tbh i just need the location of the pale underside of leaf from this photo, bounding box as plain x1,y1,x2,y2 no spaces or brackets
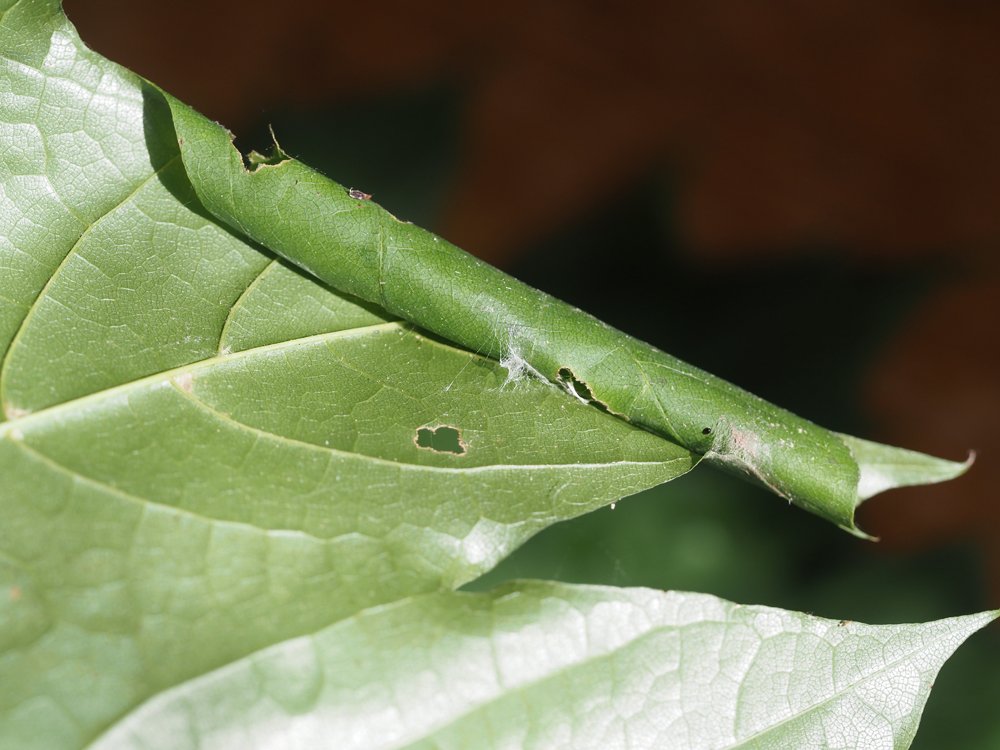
90,582,999,750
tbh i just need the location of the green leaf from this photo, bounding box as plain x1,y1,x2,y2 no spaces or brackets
161,96,969,535
89,582,997,750
0,3,690,745
0,2,990,749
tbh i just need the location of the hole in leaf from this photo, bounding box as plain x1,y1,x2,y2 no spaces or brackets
235,125,288,171
557,367,594,401
245,147,286,170
556,367,612,413
415,425,466,455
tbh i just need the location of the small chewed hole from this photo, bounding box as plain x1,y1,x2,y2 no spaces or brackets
702,427,713,435
237,125,288,171
556,366,613,413
557,367,594,401
415,425,466,455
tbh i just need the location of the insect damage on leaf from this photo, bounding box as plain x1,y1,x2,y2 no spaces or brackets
704,418,786,500
460,313,548,391
556,367,614,415
414,424,467,455
2,404,30,420
557,366,594,404
171,372,194,394
240,125,288,172
498,346,545,388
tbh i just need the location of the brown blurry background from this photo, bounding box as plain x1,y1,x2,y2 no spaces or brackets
65,2,999,746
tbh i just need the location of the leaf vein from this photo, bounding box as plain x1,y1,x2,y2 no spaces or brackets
11,438,332,542
169,382,678,476
0,155,181,415
215,257,279,354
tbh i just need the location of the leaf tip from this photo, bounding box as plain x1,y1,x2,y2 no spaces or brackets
841,523,879,542
839,434,973,504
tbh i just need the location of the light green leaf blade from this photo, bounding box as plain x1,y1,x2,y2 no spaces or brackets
0,3,691,745
90,582,999,750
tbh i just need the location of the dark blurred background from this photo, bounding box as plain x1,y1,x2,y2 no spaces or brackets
65,2,999,746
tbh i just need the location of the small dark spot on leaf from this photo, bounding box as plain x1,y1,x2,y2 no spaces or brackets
415,425,466,455
349,187,372,200
702,427,713,435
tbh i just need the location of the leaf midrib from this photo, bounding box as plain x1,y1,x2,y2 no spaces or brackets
0,321,681,476
0,320,403,437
